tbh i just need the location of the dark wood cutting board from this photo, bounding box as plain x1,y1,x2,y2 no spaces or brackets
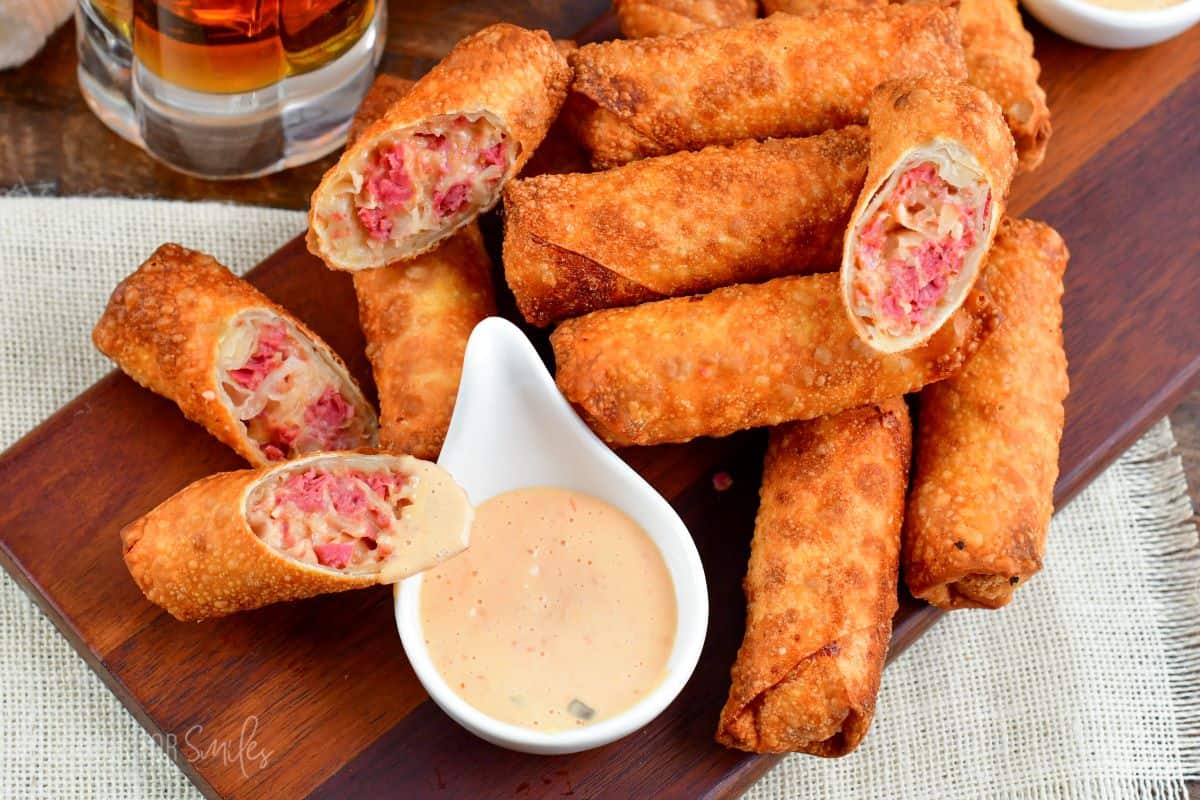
1,12,1198,800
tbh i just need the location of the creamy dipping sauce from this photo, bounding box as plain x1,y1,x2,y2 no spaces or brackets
420,487,677,731
1082,0,1181,9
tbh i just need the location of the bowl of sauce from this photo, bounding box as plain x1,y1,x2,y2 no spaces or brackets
1021,0,1199,48
394,318,708,754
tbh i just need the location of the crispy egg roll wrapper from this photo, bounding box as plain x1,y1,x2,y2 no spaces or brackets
717,400,911,755
347,75,497,460
565,5,966,168
959,0,1051,171
613,0,758,38
903,218,1068,609
122,453,472,622
551,272,997,446
504,127,869,327
92,244,377,466
763,0,886,13
520,43,594,179
308,24,571,271
353,225,495,459
841,76,1016,354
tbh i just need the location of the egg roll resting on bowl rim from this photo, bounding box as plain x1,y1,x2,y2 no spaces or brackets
307,23,571,272
122,452,473,622
717,400,911,755
613,0,758,39
564,4,967,168
903,218,1069,609
551,271,998,447
92,244,378,467
503,127,870,327
841,75,1016,354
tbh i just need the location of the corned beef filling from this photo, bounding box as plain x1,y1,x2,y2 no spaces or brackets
247,465,415,571
218,315,372,461
353,114,509,246
852,162,991,338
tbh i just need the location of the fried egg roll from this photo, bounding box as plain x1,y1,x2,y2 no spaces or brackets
762,0,886,13
93,245,378,466
903,218,1068,609
565,5,965,168
959,0,1051,172
841,76,1015,353
122,453,473,621
504,127,869,327
353,226,495,460
551,272,997,446
345,74,496,460
613,0,758,38
308,23,570,271
717,400,911,755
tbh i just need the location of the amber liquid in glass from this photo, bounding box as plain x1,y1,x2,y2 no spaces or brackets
129,0,376,94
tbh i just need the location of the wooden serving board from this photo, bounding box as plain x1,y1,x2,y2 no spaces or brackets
1,12,1198,800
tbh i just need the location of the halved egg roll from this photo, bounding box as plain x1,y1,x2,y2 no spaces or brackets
504,127,869,327
841,76,1016,354
717,400,911,755
613,0,758,39
353,225,495,460
903,218,1068,609
122,453,472,621
551,272,997,446
93,244,378,466
565,5,965,168
307,23,571,271
346,74,497,461
763,0,886,14
959,0,1051,172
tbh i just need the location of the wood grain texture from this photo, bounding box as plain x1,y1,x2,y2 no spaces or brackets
0,3,1198,799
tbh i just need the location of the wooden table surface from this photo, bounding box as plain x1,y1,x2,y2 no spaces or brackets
1,1,1198,797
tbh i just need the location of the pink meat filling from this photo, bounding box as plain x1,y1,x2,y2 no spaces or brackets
247,466,414,570
229,321,289,390
853,163,990,335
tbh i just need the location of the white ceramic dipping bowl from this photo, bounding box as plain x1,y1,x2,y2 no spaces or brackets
1022,0,1200,48
394,318,709,755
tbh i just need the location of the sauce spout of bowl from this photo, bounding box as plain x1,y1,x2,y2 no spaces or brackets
394,317,709,755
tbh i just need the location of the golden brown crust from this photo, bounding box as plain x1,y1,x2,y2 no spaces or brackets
504,128,869,326
903,218,1069,609
121,467,377,622
353,224,495,460
763,0,886,13
613,0,758,39
566,5,966,167
347,75,416,145
958,0,1051,171
716,401,911,755
92,244,374,466
551,271,998,446
308,24,572,270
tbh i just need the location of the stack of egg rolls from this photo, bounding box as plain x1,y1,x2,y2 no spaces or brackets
346,75,497,460
552,272,998,446
613,0,757,38
504,127,869,326
904,218,1069,608
566,4,966,167
717,400,911,755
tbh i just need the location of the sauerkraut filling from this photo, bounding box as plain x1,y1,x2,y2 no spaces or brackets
351,114,510,248
218,312,374,461
247,463,416,571
852,162,991,338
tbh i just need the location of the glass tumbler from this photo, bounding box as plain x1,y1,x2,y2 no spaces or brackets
76,0,387,179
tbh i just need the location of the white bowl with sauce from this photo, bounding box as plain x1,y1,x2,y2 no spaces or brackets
1022,0,1200,48
394,317,709,754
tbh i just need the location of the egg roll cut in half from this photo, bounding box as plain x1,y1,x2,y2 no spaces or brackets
307,24,571,272
904,218,1069,610
841,76,1016,354
504,127,869,327
763,0,886,14
958,0,1052,172
613,0,758,39
122,452,473,621
718,400,911,755
93,245,377,467
565,4,966,168
551,271,998,447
